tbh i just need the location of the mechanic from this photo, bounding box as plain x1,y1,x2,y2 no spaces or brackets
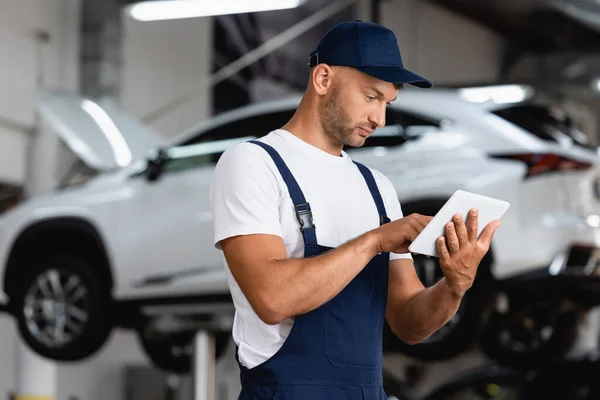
210,20,501,399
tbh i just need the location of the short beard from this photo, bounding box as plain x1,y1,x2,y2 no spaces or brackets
320,87,361,148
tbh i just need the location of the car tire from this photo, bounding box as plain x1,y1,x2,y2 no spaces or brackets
479,295,582,369
12,253,113,361
138,328,230,375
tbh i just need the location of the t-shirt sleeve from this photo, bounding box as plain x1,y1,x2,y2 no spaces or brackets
371,169,413,261
210,143,283,250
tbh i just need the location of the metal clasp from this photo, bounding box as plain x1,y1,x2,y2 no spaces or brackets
295,202,315,231
307,52,319,67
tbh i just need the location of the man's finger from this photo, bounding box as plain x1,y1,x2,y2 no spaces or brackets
453,213,469,246
436,236,449,260
478,220,501,248
467,208,478,242
445,222,460,253
411,219,426,232
406,224,424,243
414,215,432,230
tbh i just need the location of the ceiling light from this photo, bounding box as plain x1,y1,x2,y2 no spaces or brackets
128,0,305,21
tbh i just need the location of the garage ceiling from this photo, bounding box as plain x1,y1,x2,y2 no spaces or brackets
427,0,600,53
116,0,600,96
116,0,600,54
425,0,600,101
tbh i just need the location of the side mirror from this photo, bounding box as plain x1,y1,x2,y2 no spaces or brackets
146,149,167,182
563,115,573,129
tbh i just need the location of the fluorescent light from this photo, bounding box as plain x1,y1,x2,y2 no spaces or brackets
81,100,133,167
128,0,304,21
593,78,600,92
459,85,532,104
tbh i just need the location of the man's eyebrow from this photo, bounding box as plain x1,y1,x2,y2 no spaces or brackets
367,85,396,102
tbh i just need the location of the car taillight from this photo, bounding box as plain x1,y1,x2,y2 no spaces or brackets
491,153,593,178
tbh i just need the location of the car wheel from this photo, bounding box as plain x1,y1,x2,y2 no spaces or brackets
12,253,113,361
384,252,491,361
138,327,230,375
479,294,582,369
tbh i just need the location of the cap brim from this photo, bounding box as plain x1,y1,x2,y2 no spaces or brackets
355,66,432,88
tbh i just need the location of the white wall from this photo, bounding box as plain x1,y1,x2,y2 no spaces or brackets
0,126,28,185
120,14,213,139
0,0,80,187
382,0,506,85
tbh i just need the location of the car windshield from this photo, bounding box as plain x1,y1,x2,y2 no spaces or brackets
492,104,595,150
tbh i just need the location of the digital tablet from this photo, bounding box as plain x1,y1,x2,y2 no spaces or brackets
407,190,510,258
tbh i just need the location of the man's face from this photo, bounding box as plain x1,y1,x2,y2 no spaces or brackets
320,67,398,148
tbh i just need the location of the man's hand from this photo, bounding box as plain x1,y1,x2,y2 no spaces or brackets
374,213,433,254
437,208,500,297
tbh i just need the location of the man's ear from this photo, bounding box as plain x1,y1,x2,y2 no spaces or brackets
311,64,334,96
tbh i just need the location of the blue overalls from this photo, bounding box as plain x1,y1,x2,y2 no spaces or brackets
236,140,391,400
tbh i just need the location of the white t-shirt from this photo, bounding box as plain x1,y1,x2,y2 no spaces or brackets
210,129,411,369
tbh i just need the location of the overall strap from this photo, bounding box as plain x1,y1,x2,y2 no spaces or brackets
249,140,318,249
353,161,390,226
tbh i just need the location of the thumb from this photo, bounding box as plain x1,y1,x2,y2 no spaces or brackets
478,220,501,248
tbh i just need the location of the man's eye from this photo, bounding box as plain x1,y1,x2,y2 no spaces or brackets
366,95,375,101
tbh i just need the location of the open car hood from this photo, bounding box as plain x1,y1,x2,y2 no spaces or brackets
37,90,166,172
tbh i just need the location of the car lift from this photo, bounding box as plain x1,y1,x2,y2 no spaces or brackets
192,330,216,400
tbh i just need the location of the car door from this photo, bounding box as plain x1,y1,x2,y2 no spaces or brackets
114,107,297,301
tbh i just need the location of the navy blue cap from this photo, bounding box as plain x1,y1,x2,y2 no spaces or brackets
309,20,432,88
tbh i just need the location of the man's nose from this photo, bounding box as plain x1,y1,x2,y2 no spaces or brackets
369,106,386,128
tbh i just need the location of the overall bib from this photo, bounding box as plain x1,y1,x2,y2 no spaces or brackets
237,140,391,400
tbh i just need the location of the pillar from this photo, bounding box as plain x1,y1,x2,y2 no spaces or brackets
13,344,57,400
193,331,216,400
14,0,81,398
80,0,123,101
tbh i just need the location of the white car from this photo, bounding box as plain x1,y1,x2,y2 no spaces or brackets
0,85,599,372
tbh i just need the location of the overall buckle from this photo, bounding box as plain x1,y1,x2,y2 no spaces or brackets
295,202,315,231
307,52,319,67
